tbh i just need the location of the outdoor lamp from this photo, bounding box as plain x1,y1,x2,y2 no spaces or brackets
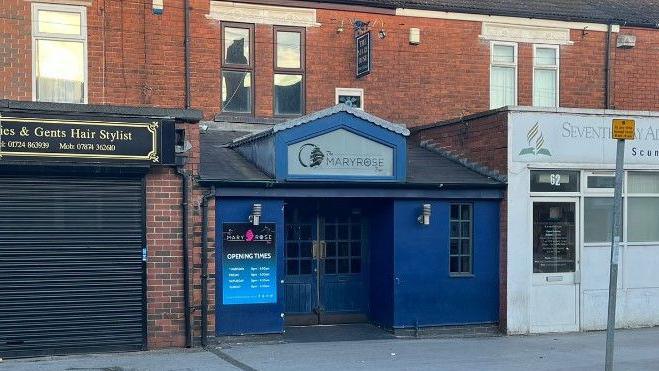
249,203,262,226
417,203,431,225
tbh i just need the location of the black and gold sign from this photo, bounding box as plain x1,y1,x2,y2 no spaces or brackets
0,116,165,163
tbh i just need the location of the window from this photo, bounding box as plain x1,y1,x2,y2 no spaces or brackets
449,203,473,275
627,172,659,242
221,23,254,114
533,45,559,107
584,198,618,243
490,42,517,109
530,170,580,193
32,3,87,104
335,88,364,110
274,26,305,116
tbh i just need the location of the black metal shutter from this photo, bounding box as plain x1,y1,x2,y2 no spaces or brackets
0,175,146,358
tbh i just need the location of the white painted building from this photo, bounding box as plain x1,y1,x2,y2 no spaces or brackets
506,107,659,333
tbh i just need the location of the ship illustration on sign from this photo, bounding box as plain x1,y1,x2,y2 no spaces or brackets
519,122,552,156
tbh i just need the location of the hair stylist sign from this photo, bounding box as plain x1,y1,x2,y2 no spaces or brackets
511,112,659,165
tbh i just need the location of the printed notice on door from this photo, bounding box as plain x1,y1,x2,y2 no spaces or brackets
532,202,576,273
222,223,277,305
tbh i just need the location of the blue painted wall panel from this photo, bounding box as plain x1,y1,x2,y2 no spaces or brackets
215,198,285,335
392,200,499,328
368,200,395,328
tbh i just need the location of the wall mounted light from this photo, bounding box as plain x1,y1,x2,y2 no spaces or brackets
152,0,163,15
249,203,262,226
378,29,387,39
409,28,421,45
337,20,344,34
417,203,431,225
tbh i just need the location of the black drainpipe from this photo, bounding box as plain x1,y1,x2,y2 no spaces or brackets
177,166,193,348
183,0,191,109
200,186,214,346
605,23,613,109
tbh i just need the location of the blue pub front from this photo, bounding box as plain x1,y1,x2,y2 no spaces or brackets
200,105,503,335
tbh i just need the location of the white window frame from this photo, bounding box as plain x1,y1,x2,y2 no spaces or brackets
335,88,364,110
31,2,88,104
489,41,517,109
532,44,560,107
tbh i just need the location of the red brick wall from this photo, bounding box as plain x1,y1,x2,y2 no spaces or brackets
612,27,659,111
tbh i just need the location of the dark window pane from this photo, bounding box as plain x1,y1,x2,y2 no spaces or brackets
584,198,615,243
450,204,460,220
350,224,361,240
300,259,312,275
350,242,361,257
326,242,336,257
325,225,336,240
287,260,299,275
300,225,312,240
338,259,350,274
530,170,580,192
325,259,336,274
533,202,576,273
461,256,471,273
224,27,250,65
338,242,349,257
450,256,460,273
351,258,361,273
286,225,295,240
338,225,349,239
461,205,472,220
450,221,459,237
300,242,313,258
274,74,303,115
587,176,615,189
461,239,471,255
222,71,251,113
461,222,471,237
286,243,298,258
276,31,301,69
450,239,459,254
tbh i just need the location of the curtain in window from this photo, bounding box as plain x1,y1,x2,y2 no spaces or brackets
629,172,659,193
490,66,515,109
36,39,84,103
534,69,557,107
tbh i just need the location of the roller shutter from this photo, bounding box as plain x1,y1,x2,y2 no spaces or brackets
0,175,146,358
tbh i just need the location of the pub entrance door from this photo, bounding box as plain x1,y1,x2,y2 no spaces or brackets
530,198,581,333
283,201,368,325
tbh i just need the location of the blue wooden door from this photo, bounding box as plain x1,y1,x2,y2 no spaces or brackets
284,202,368,325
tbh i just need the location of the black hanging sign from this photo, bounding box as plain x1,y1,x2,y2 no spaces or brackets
0,114,174,164
356,31,371,78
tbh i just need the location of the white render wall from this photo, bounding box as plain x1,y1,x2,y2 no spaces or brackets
505,108,659,334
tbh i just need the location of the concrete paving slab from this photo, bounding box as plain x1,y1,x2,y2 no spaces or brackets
0,348,238,371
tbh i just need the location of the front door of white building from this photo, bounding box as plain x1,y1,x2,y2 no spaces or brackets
530,198,580,333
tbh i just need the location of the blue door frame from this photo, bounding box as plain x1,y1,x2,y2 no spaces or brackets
284,200,369,324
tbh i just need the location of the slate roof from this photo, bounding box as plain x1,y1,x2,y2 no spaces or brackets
200,128,502,186
317,0,659,28
230,104,410,147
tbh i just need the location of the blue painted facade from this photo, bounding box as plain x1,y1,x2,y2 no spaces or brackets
212,107,502,335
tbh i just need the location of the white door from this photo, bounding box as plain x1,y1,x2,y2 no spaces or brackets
530,198,580,333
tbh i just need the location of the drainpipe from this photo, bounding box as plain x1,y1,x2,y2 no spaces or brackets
605,23,613,109
183,0,191,109
200,187,215,347
177,166,193,348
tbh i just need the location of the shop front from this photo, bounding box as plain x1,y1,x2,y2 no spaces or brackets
0,100,198,357
507,109,659,333
200,105,504,335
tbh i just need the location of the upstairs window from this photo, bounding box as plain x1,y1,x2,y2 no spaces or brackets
274,26,305,116
32,3,87,104
533,45,559,107
221,23,254,114
490,42,517,109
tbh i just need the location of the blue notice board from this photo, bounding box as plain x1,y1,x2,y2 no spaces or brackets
222,223,277,305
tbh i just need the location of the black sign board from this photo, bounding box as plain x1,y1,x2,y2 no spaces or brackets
356,31,371,78
0,115,174,164
222,223,277,305
532,202,576,273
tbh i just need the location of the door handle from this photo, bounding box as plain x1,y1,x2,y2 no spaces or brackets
312,241,319,259
320,241,327,259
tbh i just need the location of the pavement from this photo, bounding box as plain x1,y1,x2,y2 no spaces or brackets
2,326,658,371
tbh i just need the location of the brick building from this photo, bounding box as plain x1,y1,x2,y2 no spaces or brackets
1,0,658,357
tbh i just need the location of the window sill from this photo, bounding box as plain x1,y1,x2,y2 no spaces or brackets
449,273,475,278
